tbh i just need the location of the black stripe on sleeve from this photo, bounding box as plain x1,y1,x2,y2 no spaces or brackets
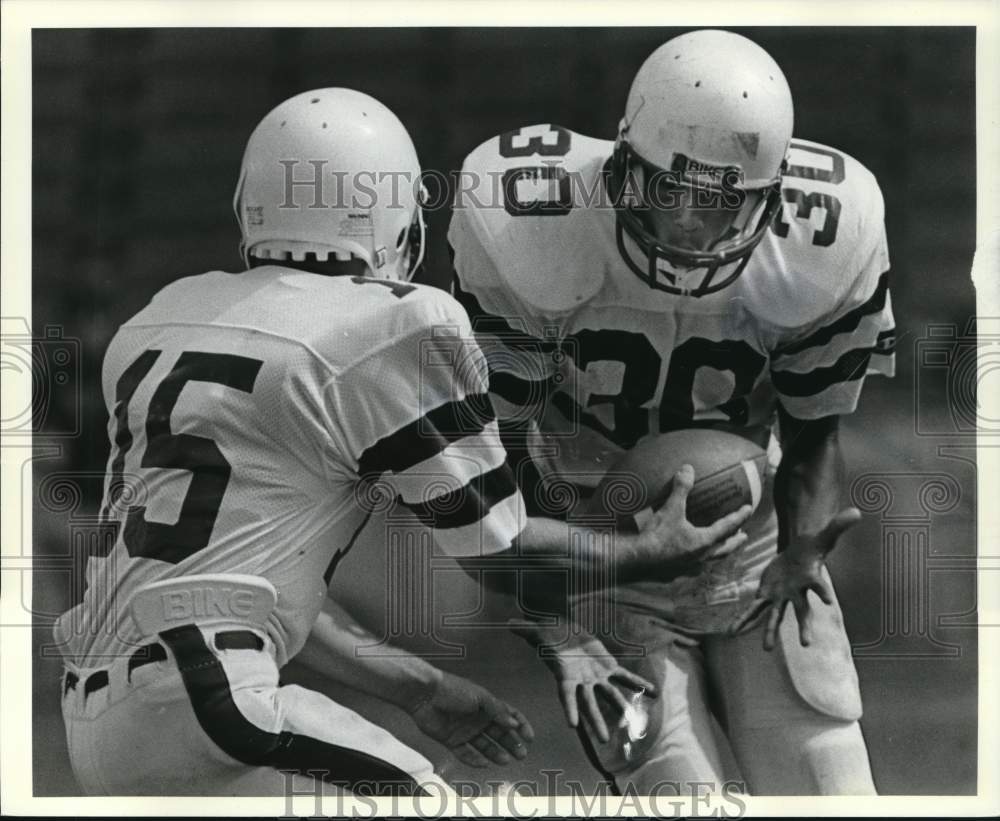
775,271,891,357
159,624,428,796
498,419,548,514
874,328,897,355
453,280,558,353
489,368,554,408
771,345,875,397
358,393,495,478
400,463,518,530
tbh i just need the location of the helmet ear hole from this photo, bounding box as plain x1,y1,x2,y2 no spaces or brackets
403,211,426,281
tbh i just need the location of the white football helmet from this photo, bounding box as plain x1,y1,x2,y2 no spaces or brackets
611,30,794,296
233,88,425,280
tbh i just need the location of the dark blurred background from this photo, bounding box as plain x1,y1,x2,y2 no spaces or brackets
31,27,978,795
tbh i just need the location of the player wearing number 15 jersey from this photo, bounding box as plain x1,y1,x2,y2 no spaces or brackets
52,89,536,797
449,30,895,794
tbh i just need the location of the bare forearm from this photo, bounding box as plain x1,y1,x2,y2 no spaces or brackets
513,516,636,559
775,411,844,553
296,596,441,710
475,516,645,602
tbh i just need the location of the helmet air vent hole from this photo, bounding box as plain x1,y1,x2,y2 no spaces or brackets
280,120,286,127
311,98,319,104
322,122,327,128
674,54,680,59
743,91,748,98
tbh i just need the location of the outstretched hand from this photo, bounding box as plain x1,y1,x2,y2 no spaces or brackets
408,671,534,767
510,622,656,743
730,507,862,650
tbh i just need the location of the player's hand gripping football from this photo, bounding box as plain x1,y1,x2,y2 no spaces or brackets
632,464,753,578
509,622,657,744
407,670,534,767
730,507,862,650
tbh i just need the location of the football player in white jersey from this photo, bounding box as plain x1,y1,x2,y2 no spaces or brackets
52,87,534,797
53,87,749,797
448,30,894,795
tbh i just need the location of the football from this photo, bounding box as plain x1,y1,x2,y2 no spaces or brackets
583,429,770,530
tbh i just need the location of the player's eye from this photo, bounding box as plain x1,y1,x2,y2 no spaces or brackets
654,181,741,214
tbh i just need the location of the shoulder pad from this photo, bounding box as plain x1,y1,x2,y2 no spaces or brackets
276,276,474,373
399,281,472,331
454,125,613,315
739,139,887,329
130,270,229,325
314,278,471,346
144,270,219,304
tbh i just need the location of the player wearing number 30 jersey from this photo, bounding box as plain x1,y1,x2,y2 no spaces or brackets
449,30,894,794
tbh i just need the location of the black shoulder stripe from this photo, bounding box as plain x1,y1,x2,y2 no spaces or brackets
160,624,428,796
497,419,547,512
489,368,554,408
400,463,518,530
358,393,495,478
453,280,558,353
772,345,874,397
775,271,890,358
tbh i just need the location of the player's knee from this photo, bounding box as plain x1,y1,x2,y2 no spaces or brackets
799,720,876,795
742,717,875,795
229,684,284,735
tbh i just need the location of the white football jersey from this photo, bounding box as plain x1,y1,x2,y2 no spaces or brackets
56,268,524,666
449,124,895,489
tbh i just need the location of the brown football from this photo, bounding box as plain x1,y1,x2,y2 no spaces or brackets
583,429,770,530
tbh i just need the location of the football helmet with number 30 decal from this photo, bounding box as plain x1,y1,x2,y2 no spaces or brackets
611,30,794,296
233,88,426,281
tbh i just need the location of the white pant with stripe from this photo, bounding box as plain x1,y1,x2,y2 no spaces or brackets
60,622,449,797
